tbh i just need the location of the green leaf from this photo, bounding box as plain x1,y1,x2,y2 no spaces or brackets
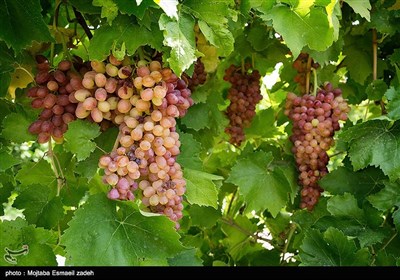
180,102,210,130
62,194,184,265
226,151,293,217
159,13,197,76
344,0,371,21
75,127,118,180
177,132,203,170
385,87,400,120
0,72,11,98
63,119,101,161
268,4,334,58
244,108,283,140
185,0,235,57
319,162,385,197
68,0,101,14
340,120,400,181
366,79,388,100
0,218,57,266
167,248,203,266
16,160,56,187
0,182,13,216
93,0,118,24
89,15,163,61
0,149,21,171
0,0,54,53
221,215,260,261
343,39,372,84
187,205,221,228
115,0,158,18
1,112,36,143
327,193,365,222
368,181,400,211
299,227,370,266
13,184,64,229
393,208,400,231
184,168,223,209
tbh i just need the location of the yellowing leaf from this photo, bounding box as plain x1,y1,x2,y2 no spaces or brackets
8,66,34,98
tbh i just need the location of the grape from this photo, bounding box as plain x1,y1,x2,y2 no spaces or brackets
285,82,350,210
292,53,320,95
223,63,262,146
182,58,207,91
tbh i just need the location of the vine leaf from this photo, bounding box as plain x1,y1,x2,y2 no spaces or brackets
154,0,179,20
13,184,64,229
114,0,157,19
368,180,400,211
61,194,184,265
92,0,118,24
340,120,400,181
0,149,22,171
1,112,36,143
344,0,371,21
0,218,57,266
177,132,203,170
16,160,56,188
159,13,197,77
63,119,101,161
88,15,163,61
384,86,400,120
299,227,370,266
184,168,223,209
167,248,203,266
226,151,294,217
265,3,334,58
0,0,54,53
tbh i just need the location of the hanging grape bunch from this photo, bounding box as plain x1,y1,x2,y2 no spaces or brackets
284,82,350,210
182,58,207,92
27,55,87,144
223,63,262,146
91,54,193,229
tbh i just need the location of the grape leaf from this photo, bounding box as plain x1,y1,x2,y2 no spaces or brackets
159,14,197,76
187,205,221,228
167,248,203,266
327,193,365,222
177,132,203,170
89,15,163,61
63,119,101,161
75,127,118,180
0,182,13,216
0,72,11,98
267,4,334,58
226,151,293,217
343,39,372,84
61,194,184,265
319,162,385,198
115,0,158,18
184,168,223,209
340,120,400,181
393,208,400,231
154,0,178,20
181,103,210,131
16,160,56,188
68,0,101,14
0,218,57,266
245,108,283,140
221,215,260,261
385,86,400,120
368,180,400,211
93,0,118,24
0,149,21,171
299,227,370,266
0,0,54,53
13,184,64,229
7,65,34,99
344,0,371,21
1,112,36,143
366,79,387,101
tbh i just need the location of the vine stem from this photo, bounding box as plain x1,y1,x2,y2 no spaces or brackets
372,28,386,115
312,67,318,96
380,232,398,252
72,7,92,39
241,57,245,75
280,223,297,264
112,131,122,151
47,138,64,196
220,217,271,243
305,55,312,94
226,188,237,216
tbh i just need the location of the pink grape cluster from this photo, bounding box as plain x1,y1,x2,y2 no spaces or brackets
94,55,193,229
284,82,350,210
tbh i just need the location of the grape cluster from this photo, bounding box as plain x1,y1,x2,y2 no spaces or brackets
182,58,207,92
284,82,350,210
292,53,319,95
223,64,262,146
27,56,84,144
94,55,193,229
